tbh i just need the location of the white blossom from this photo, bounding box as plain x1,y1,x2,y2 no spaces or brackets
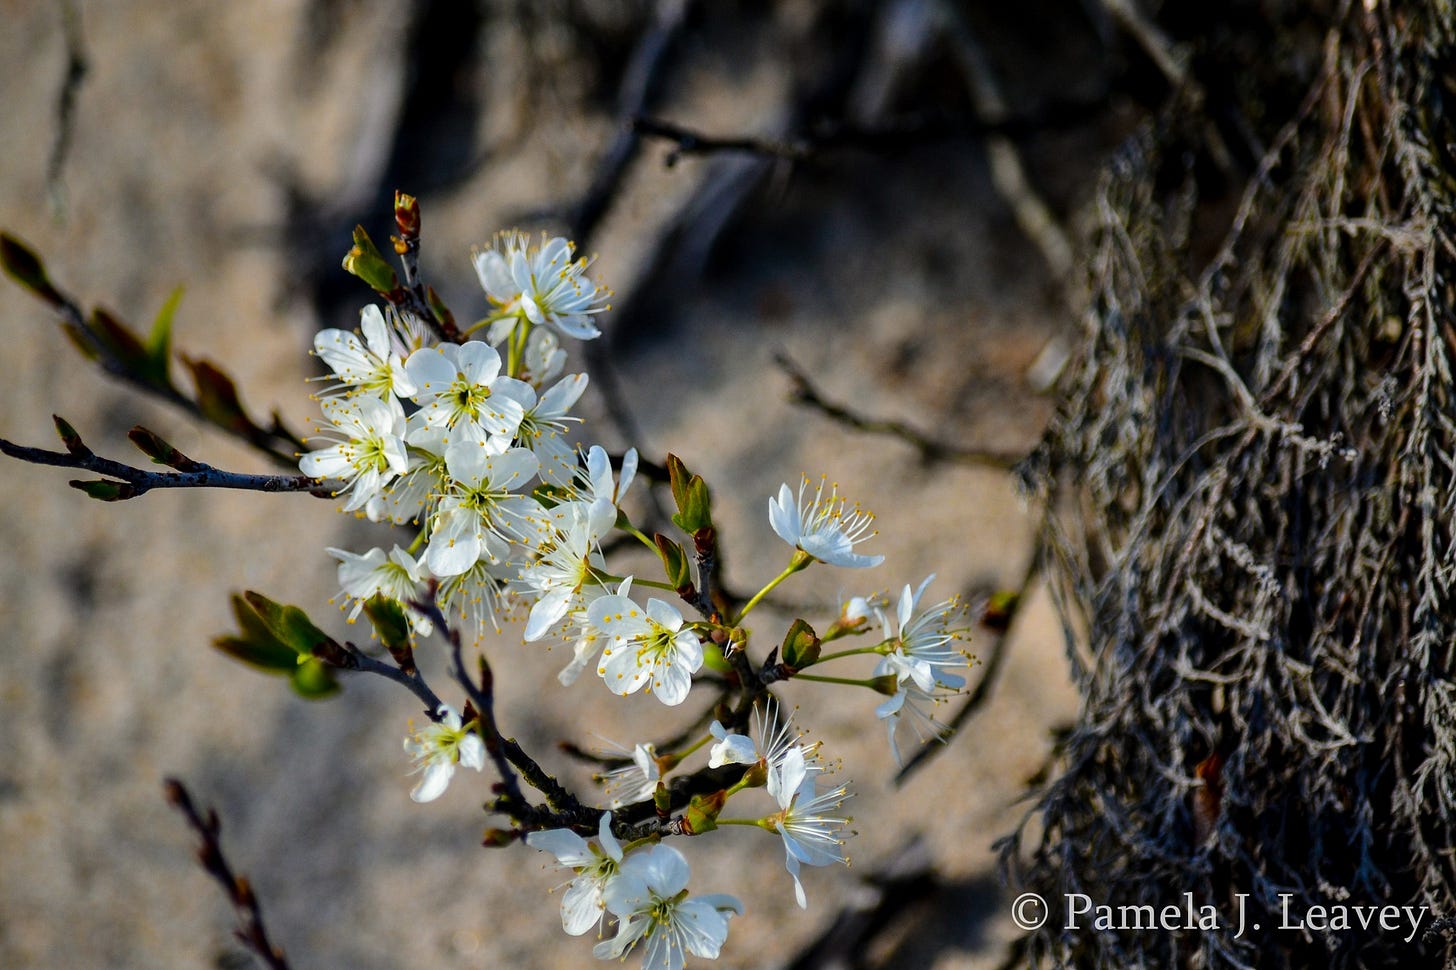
405,341,534,450
299,395,409,520
766,747,852,908
474,231,611,341
874,669,958,766
403,704,484,803
769,476,884,568
426,444,543,576
589,588,704,706
325,544,432,637
517,372,589,487
526,813,624,936
707,721,757,769
879,575,971,695
592,844,742,970
597,741,662,809
518,498,614,642
312,304,417,399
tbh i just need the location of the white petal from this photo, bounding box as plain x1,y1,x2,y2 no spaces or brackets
769,484,799,545
524,828,591,866
410,762,453,803
473,249,515,301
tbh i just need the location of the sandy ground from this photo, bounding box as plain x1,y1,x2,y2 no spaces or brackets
0,3,1104,967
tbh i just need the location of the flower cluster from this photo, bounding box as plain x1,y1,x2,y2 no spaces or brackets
301,234,616,652
294,224,970,968
529,702,851,968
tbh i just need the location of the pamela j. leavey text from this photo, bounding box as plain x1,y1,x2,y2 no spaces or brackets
1062,892,1430,942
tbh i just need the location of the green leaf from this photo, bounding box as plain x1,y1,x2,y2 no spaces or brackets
700,640,733,675
182,356,254,435
212,593,341,698
425,284,456,332
666,454,714,535
290,657,342,698
363,594,415,674
666,454,692,513
211,593,300,674
213,634,294,672
0,232,63,305
68,479,132,501
128,426,197,470
91,307,150,373
341,224,399,294
683,792,723,834
242,590,343,658
654,533,691,590
59,321,101,361
226,593,297,665
143,286,183,385
780,618,821,669
51,414,87,456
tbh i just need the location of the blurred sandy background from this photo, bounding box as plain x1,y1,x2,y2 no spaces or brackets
0,2,1121,967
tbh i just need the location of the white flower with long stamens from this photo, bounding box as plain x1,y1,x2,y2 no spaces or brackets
312,304,417,399
597,741,662,808
752,699,823,780
474,231,611,341
589,587,704,706
874,669,957,767
403,704,484,803
592,844,743,970
382,305,435,356
325,544,432,637
299,395,409,520
518,372,589,487
426,444,543,576
405,342,535,449
519,498,614,642
769,476,885,569
766,747,853,909
880,575,972,694
438,553,518,643
526,813,624,936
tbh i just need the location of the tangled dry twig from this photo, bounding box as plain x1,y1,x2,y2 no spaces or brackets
1003,4,1456,967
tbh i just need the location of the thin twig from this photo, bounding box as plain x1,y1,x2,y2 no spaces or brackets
0,433,326,500
775,353,1025,468
332,645,445,716
631,115,813,165
632,98,1114,168
162,778,292,970
568,0,695,246
47,0,88,222
938,0,1075,277
895,537,1043,785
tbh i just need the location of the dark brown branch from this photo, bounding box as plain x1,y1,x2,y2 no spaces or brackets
0,426,327,501
162,778,292,970
329,643,445,716
410,597,590,825
775,353,1025,468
